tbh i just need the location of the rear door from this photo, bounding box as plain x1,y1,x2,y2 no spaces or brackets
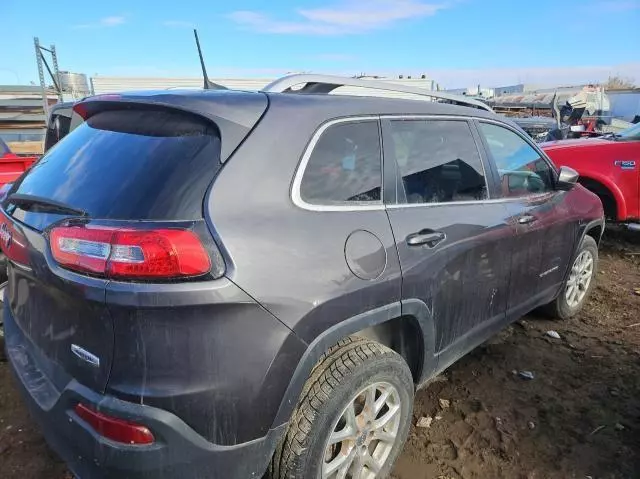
382,117,514,364
477,121,576,316
2,107,224,393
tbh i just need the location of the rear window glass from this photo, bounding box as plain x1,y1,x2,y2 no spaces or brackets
300,121,382,205
11,109,220,220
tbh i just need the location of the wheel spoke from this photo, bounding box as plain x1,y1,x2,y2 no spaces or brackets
323,447,355,478
566,284,575,301
345,402,358,431
364,385,377,417
373,389,391,415
364,452,382,473
328,401,358,446
336,449,356,479
572,287,580,305
372,429,396,444
351,454,365,479
373,403,400,429
327,425,356,446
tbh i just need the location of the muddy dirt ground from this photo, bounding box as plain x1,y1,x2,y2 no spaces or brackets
1,230,638,479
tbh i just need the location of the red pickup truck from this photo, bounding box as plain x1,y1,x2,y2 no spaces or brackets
0,139,39,280
542,122,639,225
0,138,38,188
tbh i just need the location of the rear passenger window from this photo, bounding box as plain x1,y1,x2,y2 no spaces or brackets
479,122,555,197
300,121,382,205
389,120,487,204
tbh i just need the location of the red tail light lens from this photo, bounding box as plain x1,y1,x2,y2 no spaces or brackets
74,403,155,445
50,225,211,279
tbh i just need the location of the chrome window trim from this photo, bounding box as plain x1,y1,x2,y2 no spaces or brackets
291,116,385,212
386,193,553,209
291,114,557,213
383,115,492,205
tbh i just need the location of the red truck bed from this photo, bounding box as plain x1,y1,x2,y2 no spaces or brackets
0,139,38,187
0,153,38,187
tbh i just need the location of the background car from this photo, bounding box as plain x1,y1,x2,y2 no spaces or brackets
542,122,640,226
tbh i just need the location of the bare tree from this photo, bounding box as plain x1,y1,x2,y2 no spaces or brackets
604,75,636,90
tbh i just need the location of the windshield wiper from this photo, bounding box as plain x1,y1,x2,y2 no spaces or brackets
6,193,88,217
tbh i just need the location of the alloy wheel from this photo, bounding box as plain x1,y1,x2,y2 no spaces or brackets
565,250,594,308
322,382,402,479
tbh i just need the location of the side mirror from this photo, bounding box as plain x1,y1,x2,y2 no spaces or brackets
557,166,579,190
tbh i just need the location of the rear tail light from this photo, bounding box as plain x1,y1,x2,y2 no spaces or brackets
74,403,155,445
50,225,212,279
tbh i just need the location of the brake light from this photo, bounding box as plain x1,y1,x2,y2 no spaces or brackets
50,225,211,279
74,404,155,445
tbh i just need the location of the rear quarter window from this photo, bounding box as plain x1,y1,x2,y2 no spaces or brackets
11,109,221,220
299,120,382,206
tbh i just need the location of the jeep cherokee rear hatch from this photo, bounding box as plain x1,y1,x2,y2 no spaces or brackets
1,91,268,394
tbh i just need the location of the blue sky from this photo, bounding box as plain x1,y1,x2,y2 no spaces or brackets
1,0,639,88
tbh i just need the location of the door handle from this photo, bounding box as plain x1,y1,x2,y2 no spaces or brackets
518,214,537,225
406,230,446,247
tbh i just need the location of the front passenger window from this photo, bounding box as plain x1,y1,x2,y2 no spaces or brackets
479,122,555,197
390,119,488,204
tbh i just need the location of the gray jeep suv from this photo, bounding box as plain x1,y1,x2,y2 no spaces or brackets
2,75,603,479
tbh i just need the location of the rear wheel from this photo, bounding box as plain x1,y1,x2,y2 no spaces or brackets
269,337,414,479
544,235,598,320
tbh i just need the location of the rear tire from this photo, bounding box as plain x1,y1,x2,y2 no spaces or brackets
544,235,598,320
269,337,414,479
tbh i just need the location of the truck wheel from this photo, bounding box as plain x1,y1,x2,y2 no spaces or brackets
544,235,598,320
269,337,414,479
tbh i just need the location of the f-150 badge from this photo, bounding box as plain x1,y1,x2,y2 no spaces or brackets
614,160,636,170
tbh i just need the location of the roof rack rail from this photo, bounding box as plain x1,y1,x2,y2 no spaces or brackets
263,74,494,113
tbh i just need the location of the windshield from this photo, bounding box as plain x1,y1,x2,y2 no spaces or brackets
617,122,640,140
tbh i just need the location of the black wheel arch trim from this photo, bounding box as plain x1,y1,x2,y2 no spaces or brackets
270,300,437,429
400,298,436,384
558,217,604,294
581,218,605,245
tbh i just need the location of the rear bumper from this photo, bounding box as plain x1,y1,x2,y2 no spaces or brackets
4,305,284,479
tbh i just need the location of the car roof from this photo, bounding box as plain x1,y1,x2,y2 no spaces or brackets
77,89,520,158
83,88,499,120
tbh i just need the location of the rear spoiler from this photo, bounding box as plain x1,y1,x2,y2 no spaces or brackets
74,91,268,162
